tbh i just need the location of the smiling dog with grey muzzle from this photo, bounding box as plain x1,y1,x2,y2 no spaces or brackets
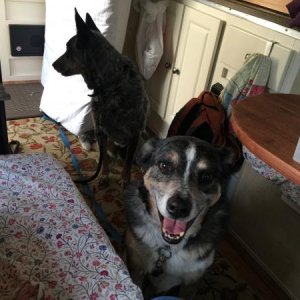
124,136,234,298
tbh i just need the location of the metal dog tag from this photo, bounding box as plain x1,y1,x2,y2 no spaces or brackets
152,246,172,277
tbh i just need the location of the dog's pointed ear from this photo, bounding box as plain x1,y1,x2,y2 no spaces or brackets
136,138,159,171
85,13,100,32
75,8,91,48
219,146,236,173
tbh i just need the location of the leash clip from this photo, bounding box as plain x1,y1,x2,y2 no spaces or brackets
152,246,172,277
158,246,172,259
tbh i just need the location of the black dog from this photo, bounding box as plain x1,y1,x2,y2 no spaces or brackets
53,9,149,185
125,136,234,298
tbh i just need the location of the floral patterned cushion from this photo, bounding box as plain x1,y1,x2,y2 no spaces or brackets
0,153,143,300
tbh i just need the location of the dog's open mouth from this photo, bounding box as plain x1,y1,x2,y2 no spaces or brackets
159,213,194,244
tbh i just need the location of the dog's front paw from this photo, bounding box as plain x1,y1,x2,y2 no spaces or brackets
79,130,95,151
80,140,93,151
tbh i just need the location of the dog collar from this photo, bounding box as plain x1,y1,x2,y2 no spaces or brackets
151,246,172,277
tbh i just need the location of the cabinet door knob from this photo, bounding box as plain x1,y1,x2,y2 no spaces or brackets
165,62,172,69
172,67,180,75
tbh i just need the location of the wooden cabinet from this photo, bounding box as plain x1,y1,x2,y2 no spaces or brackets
145,1,184,121
146,2,223,137
165,6,223,124
145,0,300,137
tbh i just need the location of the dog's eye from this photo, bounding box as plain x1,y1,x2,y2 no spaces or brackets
158,161,174,175
198,172,214,184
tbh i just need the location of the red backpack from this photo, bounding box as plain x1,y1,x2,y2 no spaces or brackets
167,91,242,169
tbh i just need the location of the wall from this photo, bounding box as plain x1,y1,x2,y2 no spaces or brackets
0,0,45,83
231,162,300,299
122,4,139,63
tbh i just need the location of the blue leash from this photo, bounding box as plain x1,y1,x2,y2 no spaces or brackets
43,114,123,246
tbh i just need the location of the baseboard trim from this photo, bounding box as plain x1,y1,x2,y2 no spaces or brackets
4,80,41,85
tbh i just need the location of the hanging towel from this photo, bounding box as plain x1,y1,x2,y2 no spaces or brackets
220,53,272,117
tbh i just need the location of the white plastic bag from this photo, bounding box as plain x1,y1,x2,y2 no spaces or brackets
135,0,169,80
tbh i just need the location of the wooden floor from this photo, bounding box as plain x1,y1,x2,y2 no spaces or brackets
220,234,291,300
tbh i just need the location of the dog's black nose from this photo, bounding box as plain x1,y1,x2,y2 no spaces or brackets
167,195,191,219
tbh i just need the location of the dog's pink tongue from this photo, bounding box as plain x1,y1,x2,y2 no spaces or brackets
163,217,187,235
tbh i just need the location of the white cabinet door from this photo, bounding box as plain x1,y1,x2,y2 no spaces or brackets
145,1,184,119
164,6,223,124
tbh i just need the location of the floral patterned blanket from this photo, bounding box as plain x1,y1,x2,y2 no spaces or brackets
0,153,143,300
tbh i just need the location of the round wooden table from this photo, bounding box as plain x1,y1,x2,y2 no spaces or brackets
231,93,300,186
